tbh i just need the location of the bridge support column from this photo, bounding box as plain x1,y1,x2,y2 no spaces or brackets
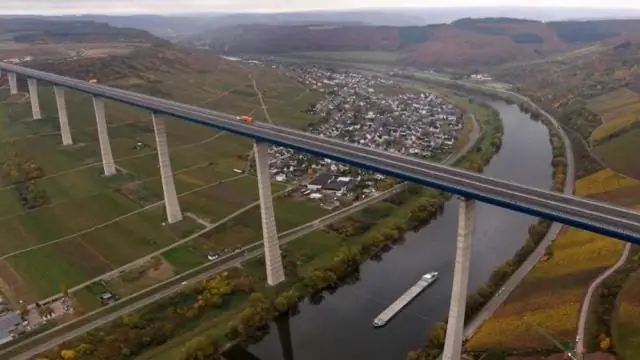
92,96,117,176
53,86,73,146
27,78,41,120
443,197,476,360
152,112,182,224
8,72,17,95
254,141,285,286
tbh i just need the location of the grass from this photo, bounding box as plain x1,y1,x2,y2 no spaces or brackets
287,230,348,275
613,266,640,360
174,195,330,259
135,292,251,360
466,168,639,351
162,246,208,274
0,59,323,305
594,128,640,180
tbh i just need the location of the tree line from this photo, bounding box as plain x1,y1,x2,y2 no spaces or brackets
33,97,506,360
406,90,568,360
2,155,49,209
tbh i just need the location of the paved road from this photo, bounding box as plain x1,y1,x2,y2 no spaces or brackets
30,176,268,303
5,182,412,360
1,62,637,242
4,103,481,359
576,243,631,357
434,83,577,358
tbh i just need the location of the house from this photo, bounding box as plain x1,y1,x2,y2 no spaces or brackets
323,180,346,193
307,173,332,190
98,292,119,305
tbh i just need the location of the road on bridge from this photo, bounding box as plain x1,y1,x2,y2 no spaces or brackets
2,99,482,360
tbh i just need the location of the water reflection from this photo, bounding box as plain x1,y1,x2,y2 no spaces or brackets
224,313,296,360
223,344,263,360
248,100,554,360
276,314,295,360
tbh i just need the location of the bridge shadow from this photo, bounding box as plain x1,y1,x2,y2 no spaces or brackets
222,313,294,360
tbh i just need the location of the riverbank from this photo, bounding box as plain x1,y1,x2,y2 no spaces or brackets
399,69,638,359
27,90,500,360
404,89,568,360
243,99,555,360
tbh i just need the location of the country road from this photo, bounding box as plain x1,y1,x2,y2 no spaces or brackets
5,175,422,360
576,243,631,357
462,86,576,335
3,76,481,360
429,83,576,359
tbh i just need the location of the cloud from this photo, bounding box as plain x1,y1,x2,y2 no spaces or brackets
2,0,640,15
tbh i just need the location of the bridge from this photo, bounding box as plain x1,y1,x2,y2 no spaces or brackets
1,62,639,360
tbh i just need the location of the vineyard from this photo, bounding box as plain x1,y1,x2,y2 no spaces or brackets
588,88,640,142
466,168,638,350
613,266,640,360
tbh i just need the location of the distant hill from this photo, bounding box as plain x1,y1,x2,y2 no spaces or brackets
0,18,165,45
201,18,640,69
6,7,640,41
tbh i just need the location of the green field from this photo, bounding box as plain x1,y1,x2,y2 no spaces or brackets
614,267,640,360
0,60,327,304
594,128,640,180
289,51,403,65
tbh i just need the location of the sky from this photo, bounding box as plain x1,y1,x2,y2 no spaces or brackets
2,0,640,15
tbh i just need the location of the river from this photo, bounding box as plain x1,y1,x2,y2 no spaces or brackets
238,100,553,360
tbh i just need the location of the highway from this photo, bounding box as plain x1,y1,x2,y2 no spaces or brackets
1,62,639,244
431,77,578,359
0,103,481,359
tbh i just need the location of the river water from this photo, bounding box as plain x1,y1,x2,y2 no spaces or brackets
242,101,553,360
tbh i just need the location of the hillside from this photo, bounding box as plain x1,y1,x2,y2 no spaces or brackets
0,18,164,45
492,38,640,177
0,20,324,314
202,18,640,68
467,32,640,359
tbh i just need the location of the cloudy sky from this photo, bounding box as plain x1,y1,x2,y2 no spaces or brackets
2,0,640,15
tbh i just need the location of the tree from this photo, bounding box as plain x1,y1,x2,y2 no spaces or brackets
599,336,611,351
60,349,77,360
426,322,447,349
61,283,70,298
406,350,425,360
18,302,29,320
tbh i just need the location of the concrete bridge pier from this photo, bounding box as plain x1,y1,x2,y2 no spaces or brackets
92,96,117,176
8,72,18,95
254,141,285,286
27,78,41,119
53,86,73,145
442,197,476,360
152,112,182,224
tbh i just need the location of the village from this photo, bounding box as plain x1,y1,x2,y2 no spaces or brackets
0,63,467,343
264,65,465,208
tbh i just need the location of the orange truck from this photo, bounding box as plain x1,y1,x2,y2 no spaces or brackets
237,115,253,124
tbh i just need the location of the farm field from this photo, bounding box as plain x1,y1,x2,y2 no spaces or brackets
594,128,640,180
288,51,403,65
613,267,640,360
587,88,640,142
466,168,640,351
0,59,327,305
82,194,333,302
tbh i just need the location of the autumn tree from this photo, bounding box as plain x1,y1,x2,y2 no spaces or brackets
60,349,77,360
